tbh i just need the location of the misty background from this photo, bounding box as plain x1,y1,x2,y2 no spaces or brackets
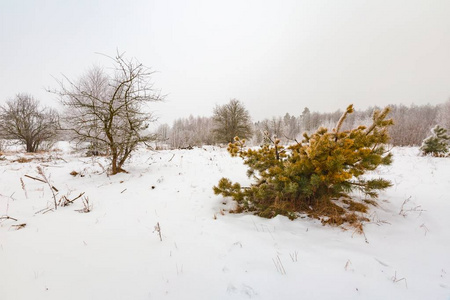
1,0,450,124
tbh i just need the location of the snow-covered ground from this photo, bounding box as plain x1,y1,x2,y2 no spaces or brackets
0,144,449,300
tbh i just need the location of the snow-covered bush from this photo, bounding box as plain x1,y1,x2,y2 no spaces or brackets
420,125,449,157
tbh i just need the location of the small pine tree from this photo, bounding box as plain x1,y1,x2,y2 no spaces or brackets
420,125,450,157
213,105,394,226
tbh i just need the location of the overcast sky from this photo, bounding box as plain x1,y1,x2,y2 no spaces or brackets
1,0,450,124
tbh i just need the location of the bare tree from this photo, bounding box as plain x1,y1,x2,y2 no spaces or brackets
213,99,252,144
0,94,59,152
52,53,163,174
437,99,450,131
389,104,438,146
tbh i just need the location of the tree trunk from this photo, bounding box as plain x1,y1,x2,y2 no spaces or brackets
111,152,118,175
26,140,34,153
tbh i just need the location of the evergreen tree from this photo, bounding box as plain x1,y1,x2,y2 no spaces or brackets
214,105,394,226
420,125,449,157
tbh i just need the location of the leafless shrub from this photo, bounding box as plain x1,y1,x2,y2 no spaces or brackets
0,94,59,152
51,52,163,175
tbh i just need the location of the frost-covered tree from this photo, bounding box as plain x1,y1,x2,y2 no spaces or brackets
437,99,450,131
388,104,438,146
283,113,301,140
420,125,449,157
0,94,59,152
213,99,252,144
168,116,214,148
214,105,394,225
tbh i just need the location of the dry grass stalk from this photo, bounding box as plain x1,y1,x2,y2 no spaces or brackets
391,271,408,288
24,174,59,192
36,166,58,210
154,222,162,241
59,192,85,207
20,177,28,199
14,157,32,163
399,196,426,217
75,196,92,213
344,259,353,271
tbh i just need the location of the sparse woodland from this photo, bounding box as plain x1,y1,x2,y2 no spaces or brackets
155,100,450,150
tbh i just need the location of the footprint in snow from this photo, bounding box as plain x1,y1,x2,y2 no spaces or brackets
227,284,257,298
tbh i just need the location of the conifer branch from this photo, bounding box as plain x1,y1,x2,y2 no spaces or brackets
334,104,354,141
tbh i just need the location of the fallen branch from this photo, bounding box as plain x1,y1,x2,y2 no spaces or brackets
0,215,18,222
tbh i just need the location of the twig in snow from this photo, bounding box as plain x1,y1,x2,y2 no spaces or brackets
420,223,430,236
154,222,162,241
0,215,18,222
59,192,86,207
10,223,26,230
34,207,53,214
176,263,184,275
344,259,353,271
391,271,408,288
76,196,92,213
168,154,175,162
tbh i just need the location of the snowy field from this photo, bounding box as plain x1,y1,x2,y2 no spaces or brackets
0,143,449,300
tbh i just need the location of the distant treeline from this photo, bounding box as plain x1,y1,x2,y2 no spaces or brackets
155,101,450,148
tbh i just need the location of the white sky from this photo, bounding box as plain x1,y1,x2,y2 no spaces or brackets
1,0,450,124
